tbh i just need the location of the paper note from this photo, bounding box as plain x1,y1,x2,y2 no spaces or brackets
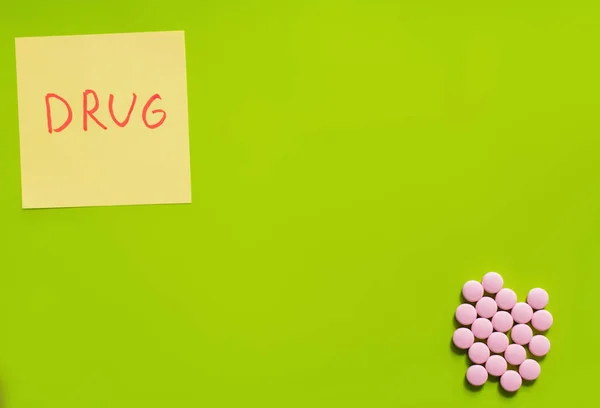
15,31,192,209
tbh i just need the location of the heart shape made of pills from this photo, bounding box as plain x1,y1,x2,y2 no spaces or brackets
452,272,552,393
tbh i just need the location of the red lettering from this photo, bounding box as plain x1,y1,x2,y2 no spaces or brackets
45,91,167,131
83,89,107,131
45,93,73,134
142,94,167,129
108,93,137,127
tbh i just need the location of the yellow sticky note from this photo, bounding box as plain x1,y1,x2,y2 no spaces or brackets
15,31,192,209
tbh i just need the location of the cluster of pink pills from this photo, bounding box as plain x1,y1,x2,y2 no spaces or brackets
452,272,552,393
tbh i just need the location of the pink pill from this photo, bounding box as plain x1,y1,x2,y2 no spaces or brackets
453,327,475,349
529,335,551,357
505,344,527,365
482,272,503,294
485,355,507,377
527,288,549,310
500,370,522,392
511,302,533,324
466,364,488,387
491,311,513,333
511,324,533,345
495,288,517,310
531,310,553,332
463,280,484,302
467,365,487,387
468,342,490,364
476,297,497,318
471,318,493,339
519,359,541,381
455,303,477,326
487,332,509,353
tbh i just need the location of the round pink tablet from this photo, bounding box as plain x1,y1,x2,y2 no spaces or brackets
529,335,551,357
519,359,541,381
476,297,497,319
504,344,527,366
487,332,509,353
471,318,493,339
468,342,490,364
482,272,503,294
466,364,488,387
500,370,522,392
527,288,549,310
485,355,507,377
455,303,477,326
463,280,484,302
511,324,533,345
491,311,513,333
495,288,517,310
511,302,533,324
531,310,553,332
453,327,475,349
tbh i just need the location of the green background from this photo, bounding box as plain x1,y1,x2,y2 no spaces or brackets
0,1,596,407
